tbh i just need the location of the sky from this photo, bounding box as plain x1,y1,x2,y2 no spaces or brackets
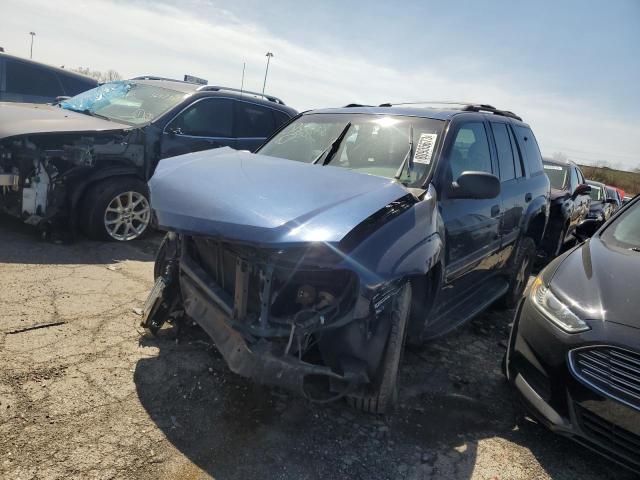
1,0,639,170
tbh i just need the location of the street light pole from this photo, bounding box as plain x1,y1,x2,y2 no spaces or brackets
262,52,274,96
240,61,246,94
29,31,36,59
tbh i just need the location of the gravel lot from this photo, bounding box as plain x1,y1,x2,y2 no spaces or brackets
0,215,635,480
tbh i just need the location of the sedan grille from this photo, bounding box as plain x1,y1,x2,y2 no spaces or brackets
575,405,640,468
570,346,640,411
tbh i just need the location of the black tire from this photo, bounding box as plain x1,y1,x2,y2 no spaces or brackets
346,283,412,414
497,236,536,310
80,177,151,241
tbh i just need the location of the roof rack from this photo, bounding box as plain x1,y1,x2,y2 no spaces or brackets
196,85,286,105
343,103,375,108
378,101,522,121
131,75,190,83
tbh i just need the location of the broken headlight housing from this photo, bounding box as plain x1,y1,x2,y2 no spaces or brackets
530,276,590,333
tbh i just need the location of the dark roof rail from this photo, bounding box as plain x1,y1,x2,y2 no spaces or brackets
343,103,375,108
377,101,523,121
196,85,286,105
461,104,522,121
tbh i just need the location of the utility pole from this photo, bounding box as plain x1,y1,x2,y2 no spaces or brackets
29,31,36,59
262,52,274,95
240,62,246,94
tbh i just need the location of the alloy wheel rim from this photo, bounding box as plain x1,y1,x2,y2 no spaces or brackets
103,191,150,241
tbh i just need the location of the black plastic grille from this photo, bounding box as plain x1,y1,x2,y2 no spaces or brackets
575,405,640,467
570,346,640,411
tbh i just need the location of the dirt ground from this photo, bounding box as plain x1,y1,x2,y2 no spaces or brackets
0,215,635,480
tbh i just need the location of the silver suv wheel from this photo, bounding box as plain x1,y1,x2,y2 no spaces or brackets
103,191,151,241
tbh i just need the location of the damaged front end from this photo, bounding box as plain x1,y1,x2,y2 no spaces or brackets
0,129,143,231
143,232,406,402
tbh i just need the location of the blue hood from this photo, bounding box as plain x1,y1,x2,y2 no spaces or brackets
149,147,410,245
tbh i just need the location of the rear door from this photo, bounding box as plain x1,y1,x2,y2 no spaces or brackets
438,118,503,303
489,120,526,265
160,97,236,158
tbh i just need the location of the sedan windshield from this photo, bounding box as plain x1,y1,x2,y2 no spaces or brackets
602,200,640,249
543,162,568,190
61,81,187,125
258,113,444,185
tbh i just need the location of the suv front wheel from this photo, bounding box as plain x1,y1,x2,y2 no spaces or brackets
346,283,411,414
81,177,151,241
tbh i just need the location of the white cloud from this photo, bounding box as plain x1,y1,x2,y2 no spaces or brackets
1,0,637,169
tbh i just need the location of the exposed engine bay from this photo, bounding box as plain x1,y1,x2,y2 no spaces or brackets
142,233,404,402
0,131,144,230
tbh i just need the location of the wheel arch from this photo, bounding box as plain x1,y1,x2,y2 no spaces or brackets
69,167,146,230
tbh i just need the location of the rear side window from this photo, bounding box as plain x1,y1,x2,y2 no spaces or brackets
514,126,544,174
58,73,95,96
170,98,233,137
235,102,276,138
490,122,516,181
449,122,492,179
6,60,63,98
273,110,292,129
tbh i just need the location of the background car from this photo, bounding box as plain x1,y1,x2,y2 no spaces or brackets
607,185,622,209
586,180,617,226
0,52,97,103
541,157,591,257
505,194,640,473
144,102,550,413
0,78,297,241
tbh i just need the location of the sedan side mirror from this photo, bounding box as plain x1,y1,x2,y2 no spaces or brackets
450,171,500,199
604,198,618,204
573,183,591,198
575,218,600,241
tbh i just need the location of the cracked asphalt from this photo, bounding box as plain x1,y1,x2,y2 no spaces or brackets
0,215,635,480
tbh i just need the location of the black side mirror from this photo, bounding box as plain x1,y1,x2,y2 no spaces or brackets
450,171,500,199
573,183,591,198
575,218,600,241
604,198,618,205
165,124,182,137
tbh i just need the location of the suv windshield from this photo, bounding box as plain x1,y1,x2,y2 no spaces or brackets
602,200,640,250
61,81,187,125
543,162,568,190
258,113,444,185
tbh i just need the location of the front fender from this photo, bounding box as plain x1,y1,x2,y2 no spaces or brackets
522,193,550,240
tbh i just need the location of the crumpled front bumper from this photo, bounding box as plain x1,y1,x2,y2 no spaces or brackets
179,254,366,398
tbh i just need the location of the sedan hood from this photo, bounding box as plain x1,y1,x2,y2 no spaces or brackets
150,148,410,245
551,237,640,329
0,102,131,139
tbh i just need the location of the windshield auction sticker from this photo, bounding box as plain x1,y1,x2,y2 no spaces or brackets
413,134,437,164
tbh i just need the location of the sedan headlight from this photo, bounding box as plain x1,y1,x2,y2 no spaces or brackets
530,276,590,333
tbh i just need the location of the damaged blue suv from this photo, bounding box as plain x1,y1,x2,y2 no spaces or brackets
142,103,550,413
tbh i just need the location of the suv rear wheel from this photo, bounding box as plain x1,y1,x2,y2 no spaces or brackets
81,177,151,241
498,236,536,309
346,283,411,414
